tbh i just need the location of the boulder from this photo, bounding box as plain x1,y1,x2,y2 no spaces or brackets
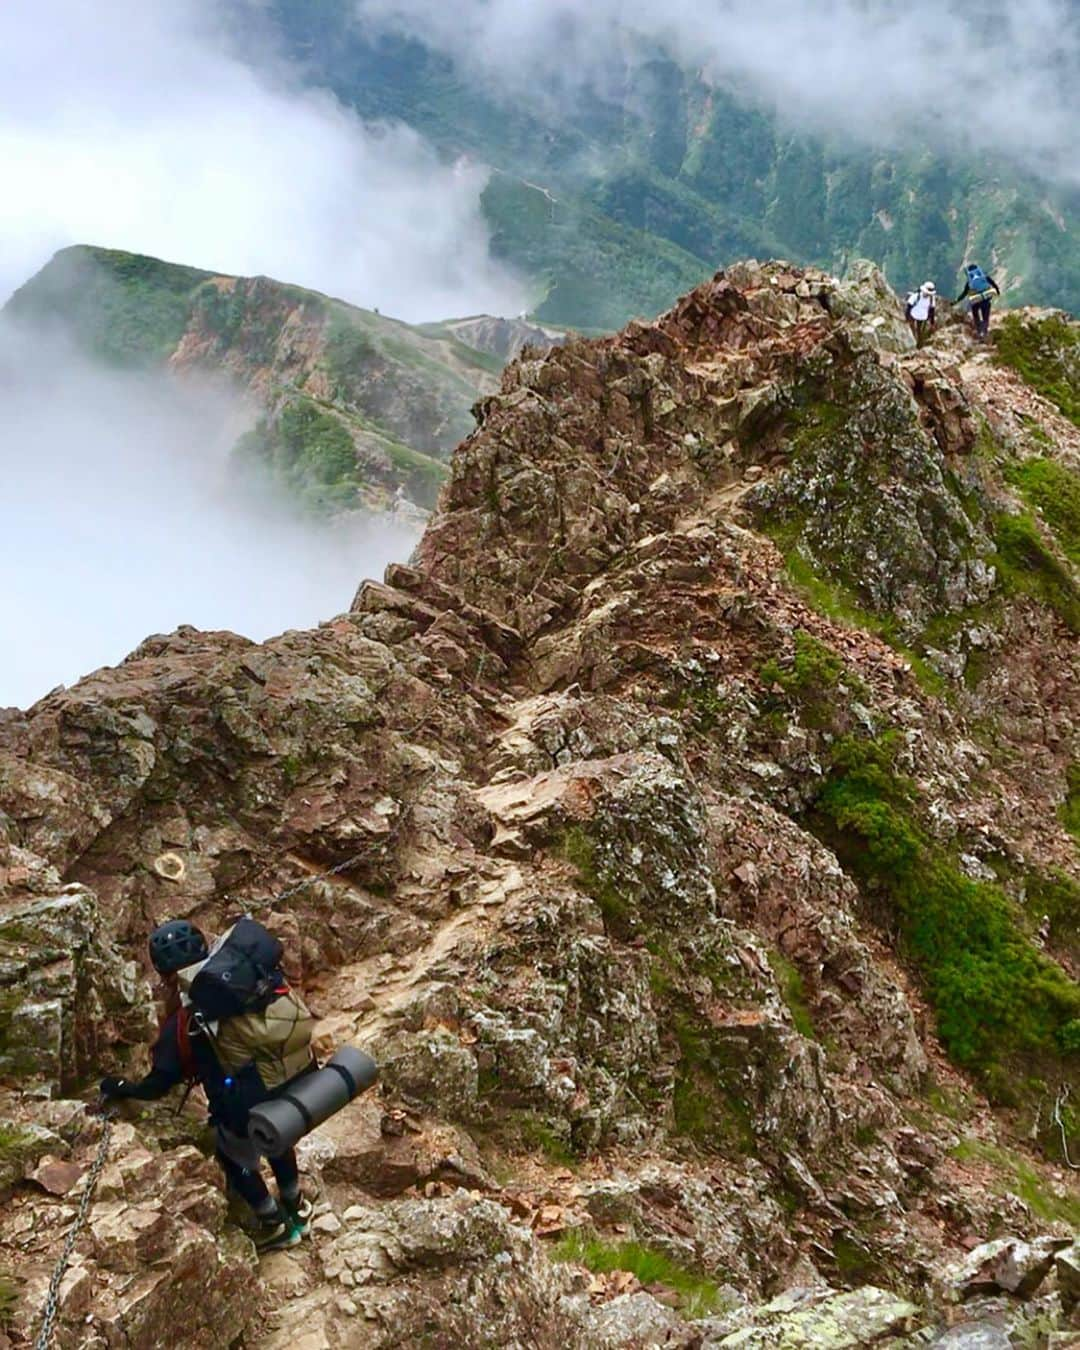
316,1192,586,1346
829,259,916,354
310,1094,489,1197
945,1236,1068,1301
930,1324,1011,1349
0,887,148,1088
1056,1240,1080,1312
0,1119,63,1195
375,1027,480,1121
579,1290,699,1348
702,1285,919,1347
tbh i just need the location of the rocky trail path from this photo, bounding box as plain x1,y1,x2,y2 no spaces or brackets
2,261,1078,1348
310,862,526,1050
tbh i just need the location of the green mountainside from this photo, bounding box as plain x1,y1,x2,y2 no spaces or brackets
257,4,1080,329
4,245,507,512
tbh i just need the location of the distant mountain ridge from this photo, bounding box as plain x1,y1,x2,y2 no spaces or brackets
3,245,556,513
254,4,1080,328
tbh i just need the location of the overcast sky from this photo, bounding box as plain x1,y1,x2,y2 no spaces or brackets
358,0,1080,189
0,0,525,318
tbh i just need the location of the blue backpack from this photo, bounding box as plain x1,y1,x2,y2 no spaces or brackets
967,265,991,294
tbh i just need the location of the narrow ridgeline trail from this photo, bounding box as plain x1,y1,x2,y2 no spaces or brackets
1,261,1078,1348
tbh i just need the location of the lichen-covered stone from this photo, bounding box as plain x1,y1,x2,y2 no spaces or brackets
930,1324,1012,1349
702,1284,919,1347
943,1235,1069,1302
0,887,148,1087
1056,1240,1080,1312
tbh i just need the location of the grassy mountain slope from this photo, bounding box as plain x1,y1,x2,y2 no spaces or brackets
4,245,505,511
257,6,1080,328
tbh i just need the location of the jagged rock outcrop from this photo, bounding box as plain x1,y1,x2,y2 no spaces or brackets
0,262,1077,1347
0,886,147,1089
441,315,567,363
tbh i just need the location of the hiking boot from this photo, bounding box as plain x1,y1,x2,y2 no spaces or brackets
282,1193,313,1236
253,1208,301,1253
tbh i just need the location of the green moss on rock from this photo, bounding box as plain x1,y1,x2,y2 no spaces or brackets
760,630,845,698
770,952,817,1040
646,942,759,1156
1063,763,1080,845
0,1272,16,1328
668,1009,756,1155
992,511,1080,632
752,351,995,642
561,825,632,933
759,630,857,729
777,550,947,696
0,1120,54,1193
995,314,1080,427
811,734,1080,1093
951,1136,1080,1226
552,1228,730,1318
1004,457,1080,565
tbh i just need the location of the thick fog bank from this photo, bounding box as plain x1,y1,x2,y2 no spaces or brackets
0,326,416,709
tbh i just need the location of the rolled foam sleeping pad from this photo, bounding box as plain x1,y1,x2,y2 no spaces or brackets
247,1046,378,1156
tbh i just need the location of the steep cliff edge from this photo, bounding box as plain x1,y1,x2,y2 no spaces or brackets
0,265,1077,1347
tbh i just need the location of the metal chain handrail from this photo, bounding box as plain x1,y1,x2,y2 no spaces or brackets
33,1112,114,1350
1053,1084,1078,1170
261,847,372,909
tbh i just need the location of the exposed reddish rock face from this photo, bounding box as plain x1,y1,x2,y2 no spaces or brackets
0,262,1077,1347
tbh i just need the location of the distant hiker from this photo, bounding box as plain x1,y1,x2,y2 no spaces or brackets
955,263,1001,340
99,918,316,1252
904,281,937,347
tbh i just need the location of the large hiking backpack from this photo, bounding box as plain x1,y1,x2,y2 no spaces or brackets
178,918,316,1092
967,265,991,294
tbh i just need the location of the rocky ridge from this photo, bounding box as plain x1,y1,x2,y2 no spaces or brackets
434,315,568,364
0,262,1078,1347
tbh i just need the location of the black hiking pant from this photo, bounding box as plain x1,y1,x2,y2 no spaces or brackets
971,298,992,338
216,1124,300,1210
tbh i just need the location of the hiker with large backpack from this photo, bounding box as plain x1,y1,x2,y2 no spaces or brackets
954,263,1001,340
98,917,318,1252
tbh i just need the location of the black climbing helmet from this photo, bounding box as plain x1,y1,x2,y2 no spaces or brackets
148,919,208,975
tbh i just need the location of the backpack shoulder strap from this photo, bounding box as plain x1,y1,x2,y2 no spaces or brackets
176,1005,199,1082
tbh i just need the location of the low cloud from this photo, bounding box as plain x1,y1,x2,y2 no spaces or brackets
356,0,1080,188
0,323,419,710
0,0,525,320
